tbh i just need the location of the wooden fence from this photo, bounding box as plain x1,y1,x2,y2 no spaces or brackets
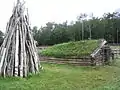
112,49,120,58
40,57,93,66
37,46,49,50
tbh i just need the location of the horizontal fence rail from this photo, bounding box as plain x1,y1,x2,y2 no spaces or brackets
39,56,107,66
112,49,120,58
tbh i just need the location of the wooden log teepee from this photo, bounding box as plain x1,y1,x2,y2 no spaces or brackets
0,0,41,77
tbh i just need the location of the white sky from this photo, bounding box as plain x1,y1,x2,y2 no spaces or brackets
0,0,120,32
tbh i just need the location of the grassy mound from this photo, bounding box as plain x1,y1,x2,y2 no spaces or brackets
41,40,99,58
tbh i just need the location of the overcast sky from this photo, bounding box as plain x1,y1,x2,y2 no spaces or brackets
0,0,120,32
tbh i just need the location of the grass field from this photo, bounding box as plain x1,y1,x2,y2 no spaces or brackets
0,58,119,90
41,40,98,58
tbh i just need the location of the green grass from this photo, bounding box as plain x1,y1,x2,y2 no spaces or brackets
0,59,120,90
41,40,99,58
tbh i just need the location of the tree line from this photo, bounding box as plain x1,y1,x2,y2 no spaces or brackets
32,12,120,46
0,12,120,46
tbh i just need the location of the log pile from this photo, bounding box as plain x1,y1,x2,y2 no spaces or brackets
0,0,41,77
